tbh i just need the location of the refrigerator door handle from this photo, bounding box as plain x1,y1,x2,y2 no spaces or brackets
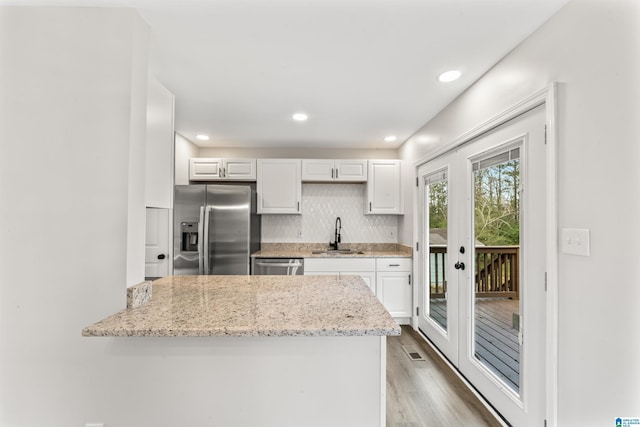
203,205,213,274
198,206,205,274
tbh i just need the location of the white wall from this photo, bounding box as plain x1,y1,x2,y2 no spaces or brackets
126,12,150,287
174,132,199,185
399,0,640,425
0,7,156,426
262,183,398,243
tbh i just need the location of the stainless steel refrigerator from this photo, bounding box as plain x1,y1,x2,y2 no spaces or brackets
173,184,260,275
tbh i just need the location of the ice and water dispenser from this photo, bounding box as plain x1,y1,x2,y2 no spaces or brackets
180,222,199,252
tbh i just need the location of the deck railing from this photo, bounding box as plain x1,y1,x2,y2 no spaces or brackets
429,246,520,299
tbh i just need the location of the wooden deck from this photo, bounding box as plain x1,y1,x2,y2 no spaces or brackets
429,298,520,393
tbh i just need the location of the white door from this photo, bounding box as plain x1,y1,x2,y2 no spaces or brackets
417,105,546,426
145,207,170,278
417,153,459,364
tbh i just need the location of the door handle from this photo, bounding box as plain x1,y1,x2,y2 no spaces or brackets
204,205,212,274
198,206,204,274
454,262,465,270
157,254,166,260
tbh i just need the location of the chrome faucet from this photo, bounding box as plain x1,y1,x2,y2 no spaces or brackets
330,217,342,250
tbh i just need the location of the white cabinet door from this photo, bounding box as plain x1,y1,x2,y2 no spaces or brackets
145,207,170,278
257,159,302,214
377,271,412,317
301,159,334,181
304,258,376,293
224,158,256,180
190,158,256,181
365,159,403,214
145,76,174,208
376,257,412,318
190,158,222,180
341,271,376,293
335,160,367,182
302,159,368,182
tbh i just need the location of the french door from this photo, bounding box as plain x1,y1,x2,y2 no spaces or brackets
417,104,547,426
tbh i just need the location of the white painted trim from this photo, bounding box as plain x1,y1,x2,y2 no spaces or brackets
544,83,559,427
412,83,559,427
380,336,387,427
413,85,551,168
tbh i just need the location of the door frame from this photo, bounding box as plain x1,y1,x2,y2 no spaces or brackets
412,83,559,426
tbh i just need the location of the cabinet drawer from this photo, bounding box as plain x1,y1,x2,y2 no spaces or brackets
304,257,375,272
376,258,411,272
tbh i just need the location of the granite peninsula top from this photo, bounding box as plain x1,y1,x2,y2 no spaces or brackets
251,243,412,259
82,275,401,338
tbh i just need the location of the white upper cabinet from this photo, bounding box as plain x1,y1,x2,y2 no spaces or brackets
189,158,256,181
365,159,403,215
257,159,302,214
145,76,175,209
301,159,367,182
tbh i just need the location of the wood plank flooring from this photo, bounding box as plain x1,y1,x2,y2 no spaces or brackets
387,326,504,427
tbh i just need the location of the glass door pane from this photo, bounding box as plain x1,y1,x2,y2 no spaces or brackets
472,148,521,394
425,171,448,331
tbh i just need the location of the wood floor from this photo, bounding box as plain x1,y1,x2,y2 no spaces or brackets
386,326,504,427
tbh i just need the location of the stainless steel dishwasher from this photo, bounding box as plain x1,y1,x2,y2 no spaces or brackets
252,258,304,275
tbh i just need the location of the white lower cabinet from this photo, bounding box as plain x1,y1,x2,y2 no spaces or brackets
376,258,412,318
304,258,376,293
305,257,412,320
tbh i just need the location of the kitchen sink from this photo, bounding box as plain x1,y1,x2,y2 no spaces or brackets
311,249,365,255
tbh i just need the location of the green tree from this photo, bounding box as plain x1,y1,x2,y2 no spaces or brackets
474,160,520,246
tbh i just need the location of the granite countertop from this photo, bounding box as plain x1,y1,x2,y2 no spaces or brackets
82,275,401,338
251,243,412,259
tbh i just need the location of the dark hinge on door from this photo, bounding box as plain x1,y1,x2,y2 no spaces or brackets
408,274,411,285
544,420,547,427
416,177,419,187
416,307,420,316
544,124,548,144
416,242,419,252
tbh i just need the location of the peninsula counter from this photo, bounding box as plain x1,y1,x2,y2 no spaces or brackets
83,275,400,427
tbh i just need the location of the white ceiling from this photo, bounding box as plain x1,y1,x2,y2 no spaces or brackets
3,0,569,149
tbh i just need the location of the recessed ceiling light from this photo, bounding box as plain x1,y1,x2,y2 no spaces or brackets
292,113,308,121
196,134,210,141
384,135,397,142
438,70,462,83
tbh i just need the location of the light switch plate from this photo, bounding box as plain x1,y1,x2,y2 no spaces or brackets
561,228,590,256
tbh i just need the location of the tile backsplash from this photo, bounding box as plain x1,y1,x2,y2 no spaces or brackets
261,183,398,243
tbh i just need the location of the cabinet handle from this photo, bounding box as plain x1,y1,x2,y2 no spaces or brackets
219,168,222,177
331,168,334,179
408,274,411,285
335,169,339,179
369,202,372,212
389,264,400,267
223,167,226,178
297,201,300,212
